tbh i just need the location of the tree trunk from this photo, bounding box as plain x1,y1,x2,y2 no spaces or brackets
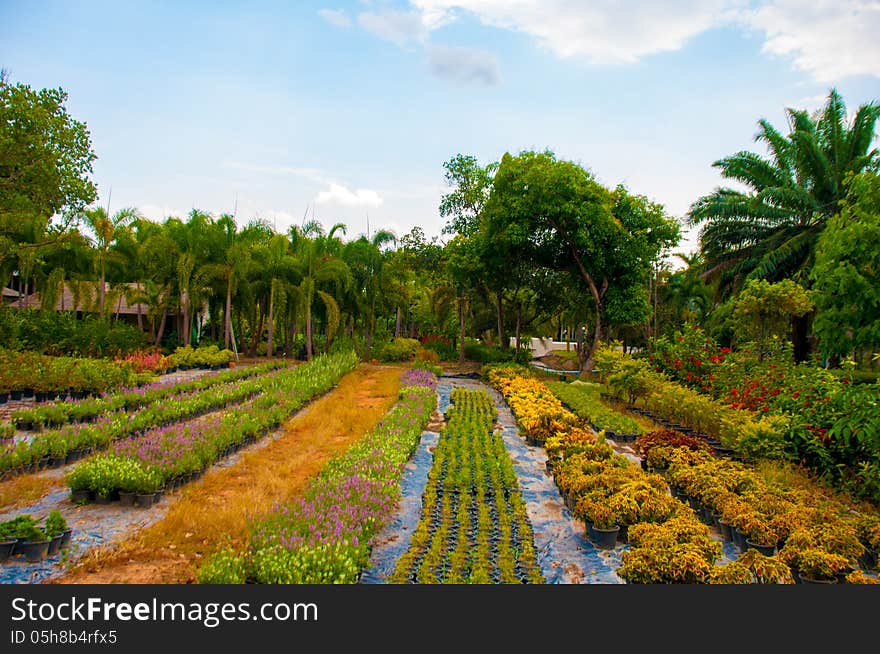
115,294,123,322
792,312,812,364
496,292,505,350
136,298,143,330
99,264,105,317
305,301,313,361
155,309,167,348
267,282,275,358
581,304,604,374
395,306,402,338
515,306,522,351
251,306,265,358
458,296,466,364
224,276,233,349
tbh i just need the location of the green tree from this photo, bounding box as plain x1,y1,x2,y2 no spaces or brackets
811,172,880,362
0,73,97,278
733,279,813,360
689,89,879,359
483,150,678,372
79,206,140,315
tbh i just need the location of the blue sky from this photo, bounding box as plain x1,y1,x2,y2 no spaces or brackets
2,1,878,255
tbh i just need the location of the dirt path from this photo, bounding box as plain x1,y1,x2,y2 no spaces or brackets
52,364,402,584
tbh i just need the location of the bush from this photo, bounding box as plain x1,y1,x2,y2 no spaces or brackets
419,335,456,360
0,308,147,357
377,338,420,362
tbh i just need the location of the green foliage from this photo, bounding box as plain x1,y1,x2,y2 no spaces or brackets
0,349,147,393
811,172,880,359
0,515,39,540
44,510,67,537
732,279,813,350
0,308,147,356
548,381,645,436
0,75,97,273
689,89,880,298
196,547,247,584
377,337,420,362
166,344,234,369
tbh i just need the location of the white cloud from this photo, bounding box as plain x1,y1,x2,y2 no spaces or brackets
357,10,430,47
740,0,880,82
318,8,352,28
390,1,880,81
315,183,384,208
427,44,499,85
411,0,736,64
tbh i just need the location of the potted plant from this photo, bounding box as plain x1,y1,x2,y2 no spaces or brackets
16,523,51,562
44,510,67,556
586,504,620,549
737,549,794,584
793,548,850,584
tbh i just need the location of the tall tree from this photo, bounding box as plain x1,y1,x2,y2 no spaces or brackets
0,73,97,279
483,150,678,372
688,89,879,359
79,206,139,315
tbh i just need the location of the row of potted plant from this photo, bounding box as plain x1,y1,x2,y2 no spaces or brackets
0,350,153,398
657,444,880,583
548,380,646,442
11,360,286,430
196,366,438,584
0,363,297,478
389,388,543,584
485,368,578,447
594,344,789,458
0,510,72,563
64,352,360,504
485,367,802,583
165,345,235,370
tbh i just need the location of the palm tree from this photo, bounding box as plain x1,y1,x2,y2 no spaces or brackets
689,89,879,294
688,90,879,360
79,206,140,315
290,221,351,360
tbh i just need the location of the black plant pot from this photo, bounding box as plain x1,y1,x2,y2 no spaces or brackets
50,456,66,467
798,573,838,584
60,529,72,549
47,534,63,556
19,539,51,562
9,390,23,401
119,491,136,507
70,489,90,504
93,493,112,505
718,520,734,542
746,539,776,557
591,525,621,550
135,493,155,508
0,539,16,562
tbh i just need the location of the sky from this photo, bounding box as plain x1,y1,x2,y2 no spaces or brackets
2,0,879,257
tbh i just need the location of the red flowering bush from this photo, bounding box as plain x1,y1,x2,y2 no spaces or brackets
116,350,168,374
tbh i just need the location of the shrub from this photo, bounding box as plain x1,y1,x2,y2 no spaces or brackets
377,338,420,362
45,510,67,537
